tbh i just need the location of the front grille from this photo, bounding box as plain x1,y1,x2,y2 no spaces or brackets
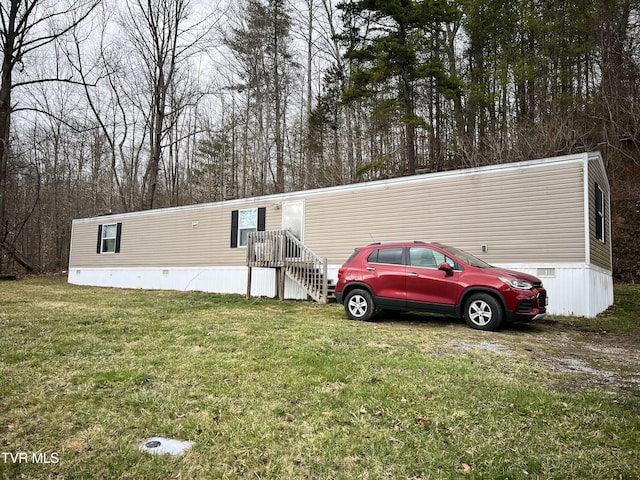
537,292,548,308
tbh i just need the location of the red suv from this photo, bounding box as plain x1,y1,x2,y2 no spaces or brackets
335,241,547,331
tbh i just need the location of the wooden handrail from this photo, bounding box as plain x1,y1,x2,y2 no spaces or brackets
246,230,328,303
246,230,287,267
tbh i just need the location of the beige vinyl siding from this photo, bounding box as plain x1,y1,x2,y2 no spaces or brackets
303,160,586,264
588,156,612,271
69,156,588,269
69,201,279,268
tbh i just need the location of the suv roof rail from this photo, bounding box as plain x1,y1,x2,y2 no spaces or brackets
368,240,427,245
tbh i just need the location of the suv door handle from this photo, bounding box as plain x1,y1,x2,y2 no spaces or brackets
408,272,419,277
366,266,376,271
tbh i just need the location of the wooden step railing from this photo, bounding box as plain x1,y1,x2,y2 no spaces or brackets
246,230,330,303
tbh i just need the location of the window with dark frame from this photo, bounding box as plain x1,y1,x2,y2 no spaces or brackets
97,223,122,254
595,182,605,243
230,207,266,248
238,208,258,247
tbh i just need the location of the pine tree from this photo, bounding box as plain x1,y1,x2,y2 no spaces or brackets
226,0,295,194
338,0,461,175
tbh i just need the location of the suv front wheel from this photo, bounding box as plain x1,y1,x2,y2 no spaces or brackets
344,289,375,321
464,293,503,331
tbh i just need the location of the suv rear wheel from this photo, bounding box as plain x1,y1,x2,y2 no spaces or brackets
464,293,503,331
344,289,374,321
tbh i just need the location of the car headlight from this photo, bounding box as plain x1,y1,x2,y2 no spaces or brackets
499,277,534,290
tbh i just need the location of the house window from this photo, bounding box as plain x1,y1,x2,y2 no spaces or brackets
595,182,605,242
238,208,258,247
97,223,122,254
230,207,266,248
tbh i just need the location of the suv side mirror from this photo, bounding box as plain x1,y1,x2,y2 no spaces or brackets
438,262,454,276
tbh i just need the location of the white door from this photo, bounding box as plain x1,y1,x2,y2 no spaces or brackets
283,201,304,242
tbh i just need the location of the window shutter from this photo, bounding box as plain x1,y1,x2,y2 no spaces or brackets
97,225,103,254
230,210,239,248
115,223,123,253
595,183,603,242
258,207,266,231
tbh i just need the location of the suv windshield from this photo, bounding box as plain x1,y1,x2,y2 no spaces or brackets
440,245,492,268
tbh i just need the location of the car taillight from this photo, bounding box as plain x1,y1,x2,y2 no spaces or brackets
338,267,345,279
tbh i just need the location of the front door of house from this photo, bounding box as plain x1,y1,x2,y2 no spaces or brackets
283,201,304,242
283,201,304,258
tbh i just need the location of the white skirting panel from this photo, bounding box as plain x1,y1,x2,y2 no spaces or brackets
495,264,613,318
587,266,615,318
69,267,277,297
68,266,342,300
68,264,612,317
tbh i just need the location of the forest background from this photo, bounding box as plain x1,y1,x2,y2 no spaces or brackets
1,0,638,281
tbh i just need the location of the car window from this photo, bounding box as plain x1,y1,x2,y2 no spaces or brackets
433,250,456,268
345,249,360,263
410,247,456,268
440,245,491,268
370,247,403,265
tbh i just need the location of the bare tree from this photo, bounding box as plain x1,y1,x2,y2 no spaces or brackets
0,0,99,272
69,0,215,212
121,0,214,210
226,0,296,195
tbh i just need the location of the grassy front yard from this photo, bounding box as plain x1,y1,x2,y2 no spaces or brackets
1,278,638,479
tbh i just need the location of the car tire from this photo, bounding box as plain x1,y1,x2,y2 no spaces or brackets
464,293,503,331
344,289,375,321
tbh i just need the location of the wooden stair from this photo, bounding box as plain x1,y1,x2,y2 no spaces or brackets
284,263,336,303
246,230,334,303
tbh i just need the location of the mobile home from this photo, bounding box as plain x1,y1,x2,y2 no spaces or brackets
68,152,613,317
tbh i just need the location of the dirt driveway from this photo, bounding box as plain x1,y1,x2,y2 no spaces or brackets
379,315,640,395
501,321,640,394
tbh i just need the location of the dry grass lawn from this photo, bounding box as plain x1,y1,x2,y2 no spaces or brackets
0,278,638,479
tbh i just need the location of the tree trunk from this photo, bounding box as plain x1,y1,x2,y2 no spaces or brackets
273,0,285,193
0,3,16,272
0,71,10,271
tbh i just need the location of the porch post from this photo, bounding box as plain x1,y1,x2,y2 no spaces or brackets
246,266,253,299
277,267,285,300
322,258,328,303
